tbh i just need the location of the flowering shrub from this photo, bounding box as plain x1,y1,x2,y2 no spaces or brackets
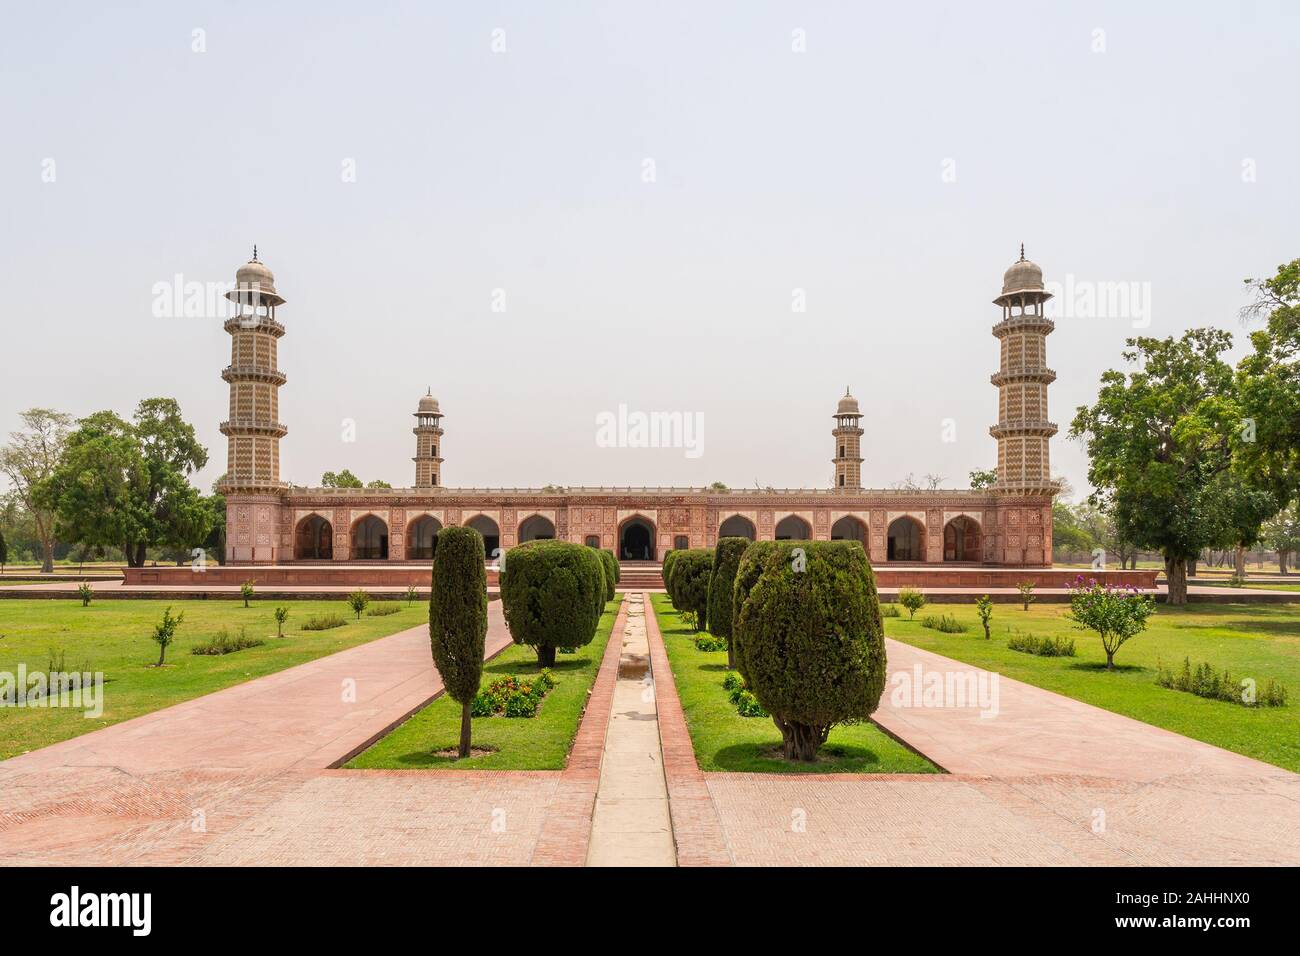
470,669,556,718
1067,576,1155,670
694,633,727,652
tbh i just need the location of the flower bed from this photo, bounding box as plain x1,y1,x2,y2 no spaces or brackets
470,669,556,718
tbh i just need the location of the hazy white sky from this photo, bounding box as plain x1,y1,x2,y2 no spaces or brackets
3,1,1296,499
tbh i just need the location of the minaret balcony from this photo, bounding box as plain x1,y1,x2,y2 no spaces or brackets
992,315,1055,338
222,365,287,386
223,316,286,338
989,420,1058,438
990,366,1056,386
219,419,289,438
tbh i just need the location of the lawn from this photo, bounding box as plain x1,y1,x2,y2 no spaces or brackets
346,595,623,770
885,600,1300,773
0,597,429,759
649,594,937,774
1189,580,1300,592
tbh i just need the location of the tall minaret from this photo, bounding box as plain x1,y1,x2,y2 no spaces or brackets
989,245,1057,494
832,388,864,490
413,390,444,487
218,248,288,494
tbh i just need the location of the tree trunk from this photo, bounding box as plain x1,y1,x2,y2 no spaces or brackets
1234,544,1247,579
536,645,556,668
1188,558,1197,579
1281,551,1290,575
157,645,166,667
726,638,735,670
459,699,472,758
1165,556,1188,605
775,716,827,761
1106,650,1114,670
41,539,54,574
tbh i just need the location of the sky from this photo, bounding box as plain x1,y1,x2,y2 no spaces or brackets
2,1,1296,501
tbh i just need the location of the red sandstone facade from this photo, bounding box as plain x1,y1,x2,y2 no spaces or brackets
218,249,1060,570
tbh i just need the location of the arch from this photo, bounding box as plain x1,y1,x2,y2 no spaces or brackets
887,516,925,561
407,515,442,560
518,514,556,543
943,515,982,562
718,514,757,541
464,514,501,558
294,514,333,560
619,515,656,561
830,515,867,543
351,514,389,560
774,514,811,541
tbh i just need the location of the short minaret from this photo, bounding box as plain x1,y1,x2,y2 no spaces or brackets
990,245,1057,494
218,248,288,493
413,390,444,488
832,388,864,490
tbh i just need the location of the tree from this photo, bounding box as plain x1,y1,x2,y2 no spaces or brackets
365,479,392,489
1067,577,1155,670
670,549,713,631
1051,500,1095,557
708,537,750,667
500,540,602,666
1262,502,1300,574
0,529,6,572
898,587,926,619
732,541,887,761
321,470,363,488
1203,474,1279,579
429,526,488,758
975,595,993,639
594,548,618,602
0,409,71,573
151,607,184,666
968,468,998,490
1070,330,1239,604
348,589,370,619
202,476,227,566
38,399,212,568
274,606,289,637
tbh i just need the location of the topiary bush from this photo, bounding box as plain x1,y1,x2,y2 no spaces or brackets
662,550,679,605
732,540,887,761
595,547,617,602
429,526,488,758
672,548,713,631
603,549,620,585
708,537,750,667
501,539,602,666
586,547,608,625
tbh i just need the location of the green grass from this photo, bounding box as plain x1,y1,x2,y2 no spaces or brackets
1190,580,1300,592
346,595,623,770
649,594,937,774
887,601,1300,773
0,597,429,759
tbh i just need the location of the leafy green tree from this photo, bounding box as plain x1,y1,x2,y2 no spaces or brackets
897,587,926,619
968,468,998,490
670,549,713,631
1237,259,1300,506
975,595,993,639
321,470,364,488
151,607,184,666
274,606,289,637
500,540,602,666
348,589,371,619
1067,578,1155,670
38,400,212,568
708,537,749,667
429,526,488,758
365,479,392,489
202,476,227,566
1203,474,1280,578
1262,502,1300,574
0,409,71,573
1071,330,1240,604
1051,500,1095,557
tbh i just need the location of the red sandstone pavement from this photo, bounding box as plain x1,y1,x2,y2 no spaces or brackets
4,591,1299,866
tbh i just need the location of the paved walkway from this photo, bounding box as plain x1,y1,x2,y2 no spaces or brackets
586,594,675,866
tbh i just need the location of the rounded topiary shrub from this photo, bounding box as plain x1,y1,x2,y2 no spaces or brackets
501,539,602,666
732,540,886,762
708,537,750,667
662,550,679,604
585,547,607,625
603,549,620,584
429,526,488,758
595,547,618,602
672,548,714,631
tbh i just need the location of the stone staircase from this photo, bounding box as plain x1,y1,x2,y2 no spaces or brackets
618,561,664,590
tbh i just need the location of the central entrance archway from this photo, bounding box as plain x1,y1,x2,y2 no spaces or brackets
619,516,656,560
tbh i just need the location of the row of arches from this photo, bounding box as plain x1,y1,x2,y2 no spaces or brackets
293,512,557,561
294,510,982,563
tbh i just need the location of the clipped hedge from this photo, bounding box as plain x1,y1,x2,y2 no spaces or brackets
671,548,713,631
429,526,489,757
501,539,601,666
707,537,750,667
662,550,679,606
732,540,887,761
595,547,618,602
586,547,608,625
603,549,620,584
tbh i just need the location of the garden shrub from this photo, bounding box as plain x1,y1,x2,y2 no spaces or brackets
1155,656,1288,707
975,595,993,639
192,627,264,656
898,587,927,619
1067,576,1155,669
273,606,289,637
921,613,967,633
470,670,557,718
671,548,713,631
694,633,727,652
366,603,401,617
585,547,608,624
732,541,887,761
722,670,767,717
662,550,680,607
1007,630,1076,657
347,589,371,619
501,539,602,666
240,580,255,608
708,536,750,667
429,526,488,757
302,612,348,631
880,603,900,618
596,548,618,601
76,583,93,606
1016,581,1036,611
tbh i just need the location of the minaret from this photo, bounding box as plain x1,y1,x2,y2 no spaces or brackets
832,388,864,490
413,390,444,488
218,248,287,494
989,245,1057,494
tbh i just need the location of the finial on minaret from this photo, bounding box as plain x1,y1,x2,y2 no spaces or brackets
1018,242,1025,262
252,244,259,262
845,385,851,396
